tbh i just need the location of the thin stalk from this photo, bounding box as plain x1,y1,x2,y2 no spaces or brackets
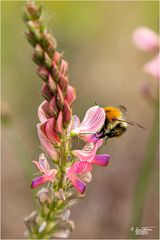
129,101,159,239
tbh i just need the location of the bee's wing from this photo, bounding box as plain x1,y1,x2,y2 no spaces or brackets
118,105,127,115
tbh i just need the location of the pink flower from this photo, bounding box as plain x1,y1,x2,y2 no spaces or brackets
31,153,57,188
66,161,92,194
73,139,110,166
71,106,105,136
133,26,159,52
144,54,160,78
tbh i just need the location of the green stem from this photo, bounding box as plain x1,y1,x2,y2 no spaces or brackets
129,101,159,239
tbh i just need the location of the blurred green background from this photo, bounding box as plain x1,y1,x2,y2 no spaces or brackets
2,0,159,239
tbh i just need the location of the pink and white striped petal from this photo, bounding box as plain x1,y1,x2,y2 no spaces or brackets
133,26,159,52
71,106,105,135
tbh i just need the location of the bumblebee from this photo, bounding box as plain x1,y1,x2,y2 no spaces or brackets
97,105,145,141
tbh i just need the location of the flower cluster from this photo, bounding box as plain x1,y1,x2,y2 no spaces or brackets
23,2,110,239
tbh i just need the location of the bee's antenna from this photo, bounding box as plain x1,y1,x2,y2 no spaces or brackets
116,119,146,130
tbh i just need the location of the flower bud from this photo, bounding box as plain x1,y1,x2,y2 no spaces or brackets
27,20,42,41
44,52,52,69
24,211,37,231
59,59,68,76
53,51,62,63
41,83,52,101
49,96,58,118
41,118,60,143
65,85,76,106
63,100,72,127
27,1,41,19
38,221,47,233
37,66,48,82
56,111,63,135
24,32,36,47
56,85,64,109
37,187,52,204
48,74,57,94
59,75,68,94
34,44,44,61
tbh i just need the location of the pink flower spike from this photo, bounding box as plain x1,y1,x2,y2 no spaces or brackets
38,101,49,123
71,106,105,135
65,85,76,106
143,54,160,79
37,123,59,159
92,154,110,166
133,26,159,52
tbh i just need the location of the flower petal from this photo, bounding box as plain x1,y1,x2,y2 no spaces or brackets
92,154,110,166
72,106,105,135
133,26,159,52
37,123,59,160
56,111,63,134
70,176,86,194
65,85,76,106
31,175,49,189
73,139,103,162
38,101,49,123
45,169,57,182
67,161,92,177
32,153,50,173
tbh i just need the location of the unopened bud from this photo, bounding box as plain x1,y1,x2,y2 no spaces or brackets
24,211,37,231
49,96,58,118
56,111,63,135
44,52,52,69
57,85,64,109
37,187,52,205
41,83,52,101
37,66,48,81
27,20,42,41
38,221,47,233
25,32,36,47
59,75,68,94
35,44,44,60
63,100,72,127
27,1,42,19
48,74,57,93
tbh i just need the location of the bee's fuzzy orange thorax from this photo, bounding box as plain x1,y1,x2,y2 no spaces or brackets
103,106,122,122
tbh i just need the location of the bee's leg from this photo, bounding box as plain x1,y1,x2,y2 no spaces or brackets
104,136,109,144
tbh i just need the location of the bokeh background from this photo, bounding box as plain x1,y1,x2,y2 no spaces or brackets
1,1,159,239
